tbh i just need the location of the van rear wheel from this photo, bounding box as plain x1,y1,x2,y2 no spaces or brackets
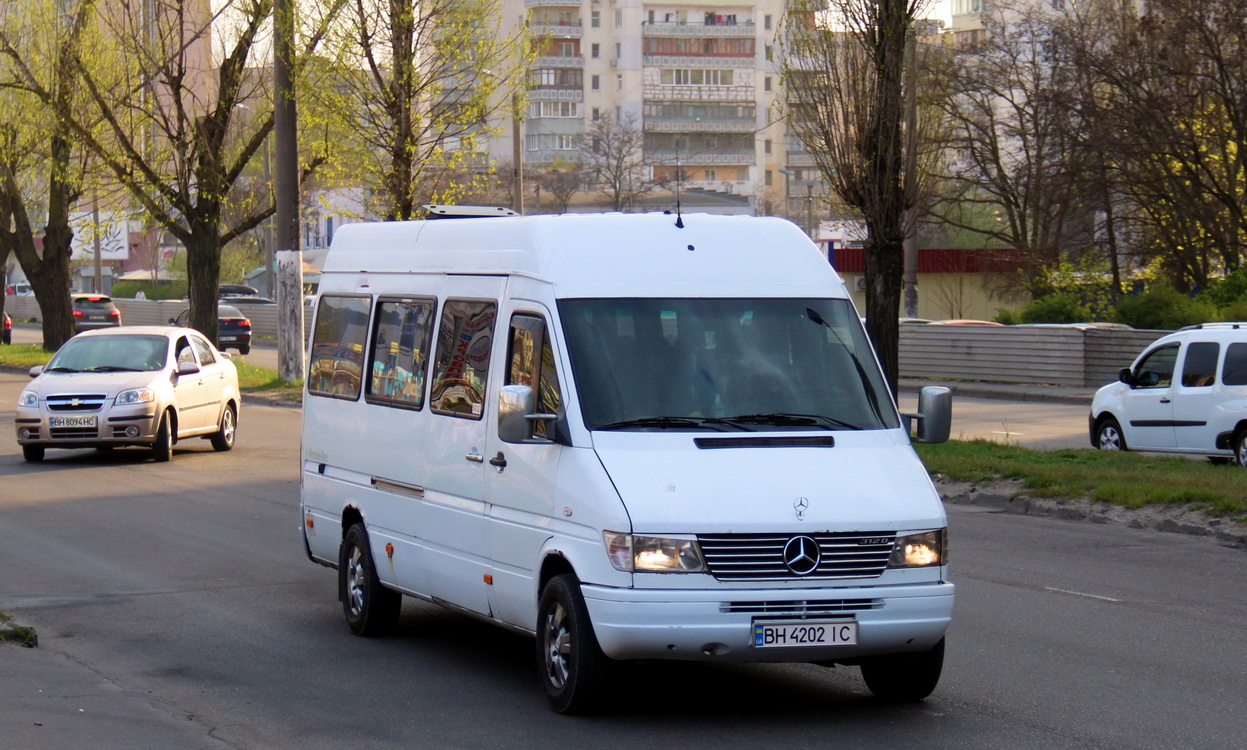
340,523,400,636
537,573,608,714
860,637,945,702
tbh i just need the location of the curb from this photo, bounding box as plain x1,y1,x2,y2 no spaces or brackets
0,620,39,648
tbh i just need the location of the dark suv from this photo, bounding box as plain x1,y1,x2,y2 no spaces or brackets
71,294,122,333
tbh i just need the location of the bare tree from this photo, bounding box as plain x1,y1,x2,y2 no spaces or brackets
536,157,584,214
779,0,944,392
578,113,664,212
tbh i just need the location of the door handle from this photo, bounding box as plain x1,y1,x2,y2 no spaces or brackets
488,452,507,472
465,452,485,463
1160,398,1171,404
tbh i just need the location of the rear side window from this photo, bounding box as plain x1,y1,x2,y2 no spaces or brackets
1180,342,1219,387
309,295,371,400
1224,343,1247,385
367,298,436,408
430,299,497,419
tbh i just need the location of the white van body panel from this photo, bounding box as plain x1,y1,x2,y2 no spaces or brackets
590,431,944,534
300,212,953,676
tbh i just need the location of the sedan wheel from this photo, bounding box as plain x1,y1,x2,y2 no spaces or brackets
210,405,236,452
150,411,173,462
1096,417,1126,451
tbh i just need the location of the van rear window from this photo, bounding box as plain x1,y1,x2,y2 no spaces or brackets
308,295,371,400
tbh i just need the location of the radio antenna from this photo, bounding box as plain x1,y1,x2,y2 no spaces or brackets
674,149,684,228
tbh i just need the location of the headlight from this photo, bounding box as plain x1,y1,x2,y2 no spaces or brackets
888,529,947,568
115,388,156,406
17,390,38,408
603,532,706,573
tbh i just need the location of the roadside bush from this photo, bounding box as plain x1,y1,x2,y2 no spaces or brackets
110,280,187,300
1218,299,1247,322
1017,293,1090,324
994,307,1021,325
1198,267,1247,307
1112,288,1217,330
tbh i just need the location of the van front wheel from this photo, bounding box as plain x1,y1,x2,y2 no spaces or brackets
859,637,945,701
537,574,608,714
340,524,401,636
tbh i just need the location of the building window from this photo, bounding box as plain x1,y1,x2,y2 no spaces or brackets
765,139,772,155
616,73,623,90
704,169,717,181
591,10,600,28
592,107,600,121
659,69,734,86
647,10,654,23
615,10,621,27
591,43,599,59
615,42,621,60
765,45,773,61
591,74,600,90
559,41,575,56
765,170,773,187
765,14,772,30
529,101,580,118
764,76,772,92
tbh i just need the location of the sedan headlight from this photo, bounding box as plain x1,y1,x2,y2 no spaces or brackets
17,390,38,408
115,388,156,406
887,529,947,568
604,532,706,573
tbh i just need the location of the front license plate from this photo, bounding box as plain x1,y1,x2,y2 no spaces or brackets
754,619,857,649
49,416,97,428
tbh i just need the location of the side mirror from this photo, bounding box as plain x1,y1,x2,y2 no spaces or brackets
168,317,177,325
498,384,561,444
902,386,952,444
29,365,43,378
176,361,201,376
1118,367,1132,386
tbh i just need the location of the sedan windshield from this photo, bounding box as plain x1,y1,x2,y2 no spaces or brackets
558,298,899,431
47,335,169,373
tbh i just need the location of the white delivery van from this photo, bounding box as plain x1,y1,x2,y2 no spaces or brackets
299,209,954,713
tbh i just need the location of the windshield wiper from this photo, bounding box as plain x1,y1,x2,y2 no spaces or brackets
45,366,80,373
725,412,864,430
596,416,752,432
85,365,142,372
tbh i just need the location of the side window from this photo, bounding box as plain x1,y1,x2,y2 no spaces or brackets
506,314,563,438
430,299,497,419
1180,342,1219,387
1224,343,1247,385
175,336,197,366
308,295,371,400
1133,345,1178,388
191,336,216,366
367,297,436,409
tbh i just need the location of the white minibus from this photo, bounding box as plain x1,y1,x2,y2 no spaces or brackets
299,209,954,712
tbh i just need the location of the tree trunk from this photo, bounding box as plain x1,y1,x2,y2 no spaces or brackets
186,233,222,345
865,234,904,397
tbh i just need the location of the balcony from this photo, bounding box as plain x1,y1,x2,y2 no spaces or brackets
643,22,757,38
645,149,756,166
644,117,756,134
786,151,818,166
533,55,585,68
530,23,583,38
643,54,756,69
643,84,755,101
529,89,584,102
524,0,580,7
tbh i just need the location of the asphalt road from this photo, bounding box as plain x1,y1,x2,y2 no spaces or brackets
1,371,1245,748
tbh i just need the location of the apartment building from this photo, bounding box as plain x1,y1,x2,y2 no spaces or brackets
496,0,804,213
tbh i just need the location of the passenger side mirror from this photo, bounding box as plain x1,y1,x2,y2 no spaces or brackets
902,386,952,444
498,384,561,444
29,365,43,378
1119,367,1133,386
177,361,201,376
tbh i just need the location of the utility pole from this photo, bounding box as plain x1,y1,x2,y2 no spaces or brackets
274,0,304,382
512,92,524,214
92,194,103,293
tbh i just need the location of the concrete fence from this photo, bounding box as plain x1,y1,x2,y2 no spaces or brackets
5,296,1167,387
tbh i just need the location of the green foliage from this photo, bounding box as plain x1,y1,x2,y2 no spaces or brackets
994,307,1021,325
1018,293,1091,324
1198,267,1247,306
1112,287,1217,329
1218,299,1247,323
914,439,1247,516
110,280,187,300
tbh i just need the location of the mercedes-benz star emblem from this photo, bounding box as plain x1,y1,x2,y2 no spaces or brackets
782,535,821,576
793,497,809,521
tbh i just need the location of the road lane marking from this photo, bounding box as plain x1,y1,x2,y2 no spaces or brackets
1044,586,1120,602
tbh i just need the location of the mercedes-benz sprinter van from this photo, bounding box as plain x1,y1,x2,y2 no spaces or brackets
299,210,954,713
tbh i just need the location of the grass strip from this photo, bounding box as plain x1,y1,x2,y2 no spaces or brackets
915,439,1247,520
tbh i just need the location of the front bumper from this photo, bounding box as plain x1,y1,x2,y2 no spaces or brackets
581,580,954,662
15,407,160,448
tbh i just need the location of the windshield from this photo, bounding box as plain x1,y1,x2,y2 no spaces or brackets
46,335,169,373
558,298,899,431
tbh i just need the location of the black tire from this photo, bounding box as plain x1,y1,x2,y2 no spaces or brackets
1095,416,1127,451
210,404,237,452
1235,430,1247,468
537,573,609,714
22,445,44,463
339,523,401,636
238,344,250,355
860,637,945,702
150,411,173,462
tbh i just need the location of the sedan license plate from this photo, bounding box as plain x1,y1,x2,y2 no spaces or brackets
754,619,857,649
49,416,97,428
219,335,236,342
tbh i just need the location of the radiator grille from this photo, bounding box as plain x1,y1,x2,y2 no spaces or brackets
698,532,896,582
46,394,107,412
